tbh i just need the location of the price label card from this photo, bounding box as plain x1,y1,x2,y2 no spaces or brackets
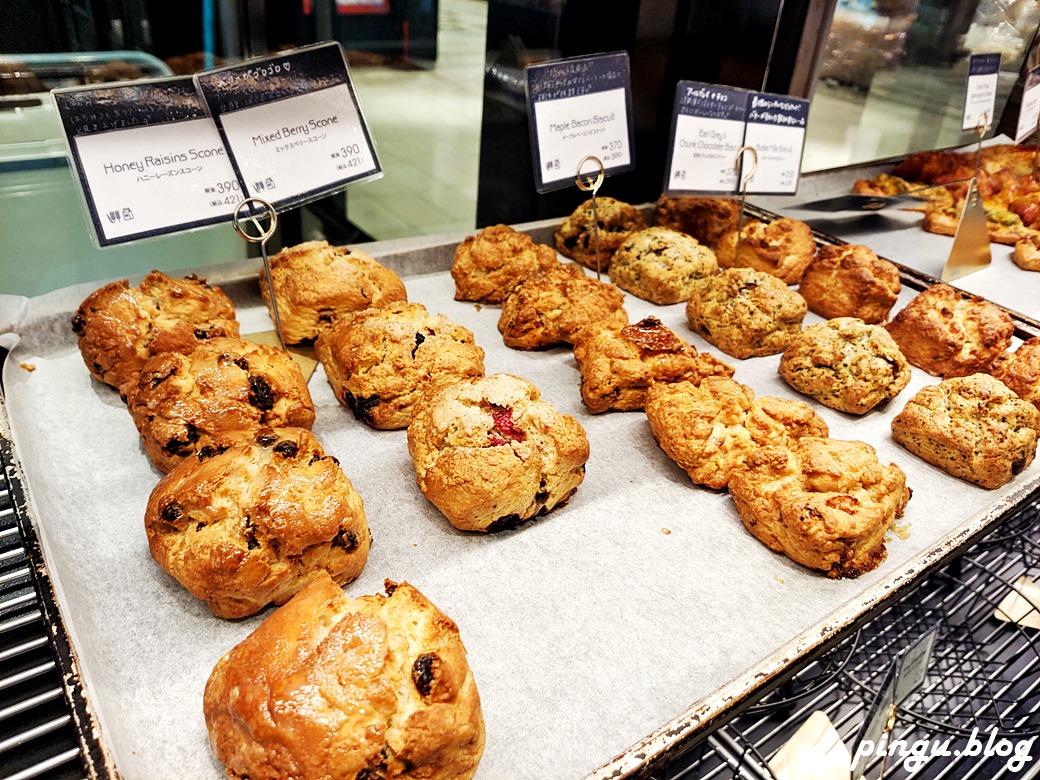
1016,65,1040,143
525,52,634,192
53,77,241,247
742,91,808,195
963,52,1001,131
194,42,381,211
664,81,749,194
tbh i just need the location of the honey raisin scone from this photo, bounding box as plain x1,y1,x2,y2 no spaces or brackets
554,196,646,273
145,427,369,619
451,224,559,303
685,267,807,359
498,264,627,349
990,337,1040,410
126,336,315,473
259,240,407,344
316,301,485,430
729,438,911,578
798,244,901,324
779,318,911,415
645,376,829,489
608,227,719,305
205,573,484,780
885,283,1013,377
891,373,1040,489
714,218,816,284
71,270,238,392
407,373,589,532
572,317,733,414
653,195,741,248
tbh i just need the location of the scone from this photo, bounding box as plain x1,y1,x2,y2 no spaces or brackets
259,240,407,344
990,337,1040,410
498,264,628,349
891,373,1040,489
145,427,369,619
608,227,719,304
653,195,741,248
685,267,807,359
714,218,816,284
729,438,911,578
572,317,734,414
644,376,829,489
886,284,1013,377
407,373,590,532
451,224,559,303
205,573,484,780
1012,235,1040,271
126,337,316,473
71,270,238,392
554,196,647,273
316,301,486,430
798,244,901,324
779,318,911,415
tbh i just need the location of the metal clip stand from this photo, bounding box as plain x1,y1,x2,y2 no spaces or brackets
575,155,606,280
233,198,286,351
732,145,759,261
875,705,898,780
942,114,992,281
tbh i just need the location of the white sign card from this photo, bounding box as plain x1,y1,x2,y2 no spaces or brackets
525,52,635,192
194,42,381,211
1016,65,1040,143
742,91,809,195
963,52,1001,131
52,77,241,247
664,81,749,194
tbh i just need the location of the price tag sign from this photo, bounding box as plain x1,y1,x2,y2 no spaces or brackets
1016,65,1040,143
525,52,634,192
53,77,241,247
664,81,749,194
963,52,1001,131
194,42,381,211
742,91,808,194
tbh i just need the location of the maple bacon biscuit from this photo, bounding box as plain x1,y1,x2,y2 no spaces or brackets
653,195,741,248
451,224,559,303
554,196,646,273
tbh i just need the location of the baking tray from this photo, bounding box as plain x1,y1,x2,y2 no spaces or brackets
2,214,1040,780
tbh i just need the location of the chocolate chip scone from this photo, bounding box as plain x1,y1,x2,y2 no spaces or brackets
608,227,719,305
407,373,590,532
498,264,628,350
645,376,829,489
572,317,733,414
714,218,816,284
125,336,316,473
451,224,559,303
798,244,901,324
891,373,1040,489
779,318,911,415
653,195,741,249
685,267,807,359
259,240,408,344
205,573,485,780
990,337,1040,410
71,270,239,392
554,196,647,273
729,438,911,578
316,301,486,430
145,427,369,619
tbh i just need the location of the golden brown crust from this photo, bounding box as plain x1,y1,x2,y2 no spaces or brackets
645,377,829,489
714,218,816,284
316,301,485,430
990,337,1040,410
653,195,741,248
798,244,901,324
554,196,646,272
451,224,559,303
779,318,911,415
498,264,628,349
71,270,239,391
204,573,485,780
407,374,590,532
1013,235,1040,271
685,268,807,359
259,240,408,344
885,283,1013,377
125,337,316,473
923,202,1034,245
729,438,910,578
608,227,718,305
145,427,369,619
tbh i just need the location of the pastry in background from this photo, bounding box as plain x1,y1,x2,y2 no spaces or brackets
885,283,1013,377
554,196,646,273
145,427,369,619
451,224,559,303
316,301,485,430
685,267,807,359
259,240,407,344
653,195,741,249
205,573,485,780
125,336,315,473
891,373,1040,489
608,227,718,305
714,217,816,284
990,337,1040,410
71,270,239,392
1012,234,1040,271
729,437,910,578
407,373,589,532
798,244,901,324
